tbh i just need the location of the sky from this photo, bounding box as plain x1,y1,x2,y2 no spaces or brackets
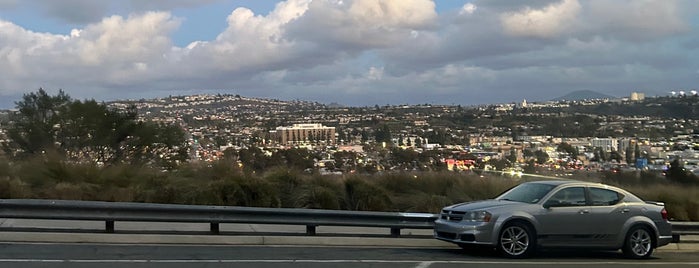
1,0,698,109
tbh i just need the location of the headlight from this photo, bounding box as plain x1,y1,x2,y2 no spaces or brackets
467,211,492,222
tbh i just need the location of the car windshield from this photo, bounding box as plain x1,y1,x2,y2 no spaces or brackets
497,183,556,204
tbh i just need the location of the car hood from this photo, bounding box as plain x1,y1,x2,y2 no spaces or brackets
444,199,526,212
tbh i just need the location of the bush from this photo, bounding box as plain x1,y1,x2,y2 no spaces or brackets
344,177,392,211
2,156,698,220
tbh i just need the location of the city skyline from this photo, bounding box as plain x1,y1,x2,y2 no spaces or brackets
1,0,698,109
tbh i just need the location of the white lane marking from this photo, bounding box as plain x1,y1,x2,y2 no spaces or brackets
0,259,698,265
415,261,433,268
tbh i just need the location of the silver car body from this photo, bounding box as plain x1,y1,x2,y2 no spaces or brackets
434,180,673,255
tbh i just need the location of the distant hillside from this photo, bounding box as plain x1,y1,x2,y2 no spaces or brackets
552,90,615,101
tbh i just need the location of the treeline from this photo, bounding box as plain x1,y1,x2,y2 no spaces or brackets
1,89,187,169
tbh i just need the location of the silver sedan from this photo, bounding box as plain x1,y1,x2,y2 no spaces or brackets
434,180,673,258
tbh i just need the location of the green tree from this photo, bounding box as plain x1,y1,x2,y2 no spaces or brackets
625,142,634,164
5,89,187,168
556,142,578,158
4,88,70,155
507,148,518,164
534,150,549,164
666,158,698,184
374,124,392,143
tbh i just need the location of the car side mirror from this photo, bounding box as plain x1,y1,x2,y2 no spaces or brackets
543,200,561,209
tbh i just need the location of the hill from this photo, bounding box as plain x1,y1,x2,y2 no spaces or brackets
552,90,615,101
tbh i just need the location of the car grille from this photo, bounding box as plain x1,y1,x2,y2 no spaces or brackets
441,210,465,221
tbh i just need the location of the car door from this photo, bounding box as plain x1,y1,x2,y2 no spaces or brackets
585,187,629,246
536,186,593,245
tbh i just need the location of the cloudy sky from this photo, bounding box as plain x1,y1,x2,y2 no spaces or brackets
1,0,698,109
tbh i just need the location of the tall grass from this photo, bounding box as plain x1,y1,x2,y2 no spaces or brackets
1,157,697,220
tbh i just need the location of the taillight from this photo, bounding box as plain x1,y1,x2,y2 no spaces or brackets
661,208,669,221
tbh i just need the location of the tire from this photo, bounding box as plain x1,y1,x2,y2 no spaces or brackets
622,226,654,259
498,222,536,258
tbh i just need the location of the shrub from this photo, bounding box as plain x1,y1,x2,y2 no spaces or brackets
344,177,392,211
265,168,305,208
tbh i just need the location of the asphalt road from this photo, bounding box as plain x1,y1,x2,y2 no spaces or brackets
0,243,698,268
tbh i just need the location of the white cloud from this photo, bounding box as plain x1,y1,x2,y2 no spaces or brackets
181,0,312,72
367,66,384,80
73,12,179,66
460,3,477,15
500,0,581,38
289,0,437,48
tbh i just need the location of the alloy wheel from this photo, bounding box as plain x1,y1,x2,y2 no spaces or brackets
500,225,530,256
629,228,652,256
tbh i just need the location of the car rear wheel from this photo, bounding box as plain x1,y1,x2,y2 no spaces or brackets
498,222,536,258
622,226,654,259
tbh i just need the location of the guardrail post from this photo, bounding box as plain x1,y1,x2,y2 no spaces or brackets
390,228,400,237
306,225,317,236
210,222,220,234
105,221,115,233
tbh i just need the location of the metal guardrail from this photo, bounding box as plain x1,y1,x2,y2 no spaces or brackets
0,199,436,237
0,199,697,239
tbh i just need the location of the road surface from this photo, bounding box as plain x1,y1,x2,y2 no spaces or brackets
0,243,698,268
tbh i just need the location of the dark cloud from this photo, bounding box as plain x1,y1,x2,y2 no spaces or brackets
30,0,109,24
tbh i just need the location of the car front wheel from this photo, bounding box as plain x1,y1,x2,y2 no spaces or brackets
498,222,536,258
622,226,654,259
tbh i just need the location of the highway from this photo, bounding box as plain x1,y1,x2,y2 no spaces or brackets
0,243,698,268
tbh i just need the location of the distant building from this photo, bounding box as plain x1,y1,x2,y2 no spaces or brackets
520,99,528,108
592,138,618,152
270,123,336,145
630,92,645,101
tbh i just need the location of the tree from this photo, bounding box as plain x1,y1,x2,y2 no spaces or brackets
625,142,634,164
556,142,578,158
374,124,391,143
534,150,549,164
665,158,698,184
507,148,518,164
609,151,623,163
4,89,187,168
415,137,423,148
4,88,70,155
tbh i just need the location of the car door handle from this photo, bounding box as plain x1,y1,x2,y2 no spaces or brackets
621,208,630,213
579,209,590,214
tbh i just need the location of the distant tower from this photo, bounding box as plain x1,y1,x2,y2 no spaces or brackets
521,99,528,108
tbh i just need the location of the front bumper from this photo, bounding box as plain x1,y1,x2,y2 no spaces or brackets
433,218,496,246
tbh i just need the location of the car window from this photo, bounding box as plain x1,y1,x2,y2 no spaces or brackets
546,187,586,207
496,182,556,204
589,187,623,206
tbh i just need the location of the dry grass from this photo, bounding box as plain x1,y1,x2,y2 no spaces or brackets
1,157,697,220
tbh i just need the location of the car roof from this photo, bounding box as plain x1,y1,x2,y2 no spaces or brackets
526,179,578,185
526,179,624,191
527,179,602,187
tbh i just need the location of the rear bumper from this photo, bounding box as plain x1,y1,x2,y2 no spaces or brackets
657,235,673,247
656,220,673,248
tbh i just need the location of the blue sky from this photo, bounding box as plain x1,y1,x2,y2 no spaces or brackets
0,0,698,109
